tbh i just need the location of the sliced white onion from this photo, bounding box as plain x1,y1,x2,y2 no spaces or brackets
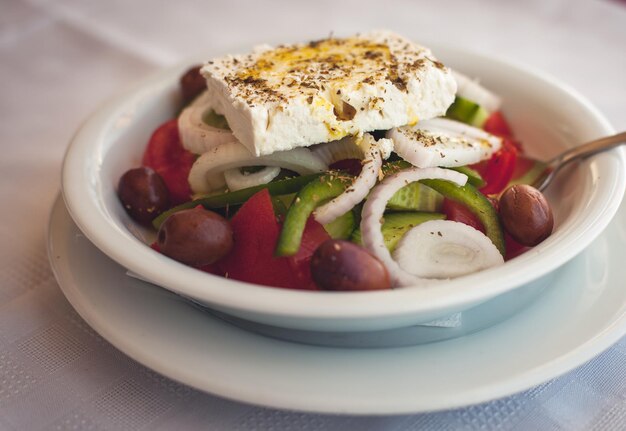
310,136,364,165
360,167,468,287
314,134,393,225
388,118,502,168
223,166,281,191
392,220,503,279
188,141,327,194
311,134,394,166
178,91,235,154
452,70,502,113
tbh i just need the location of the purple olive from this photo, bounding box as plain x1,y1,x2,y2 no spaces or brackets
180,65,206,103
118,167,169,225
157,207,233,266
310,240,391,291
499,184,554,246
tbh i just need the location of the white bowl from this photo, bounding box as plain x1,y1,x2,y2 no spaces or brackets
62,45,625,333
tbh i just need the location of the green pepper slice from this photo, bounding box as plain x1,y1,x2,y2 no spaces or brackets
275,173,353,256
449,166,486,188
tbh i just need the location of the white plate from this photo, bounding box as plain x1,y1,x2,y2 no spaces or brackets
48,195,626,414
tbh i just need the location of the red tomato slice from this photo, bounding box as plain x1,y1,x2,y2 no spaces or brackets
472,138,518,195
483,111,523,153
441,198,484,233
142,119,196,205
483,111,513,138
215,189,300,289
287,218,330,291
215,189,327,290
504,232,529,261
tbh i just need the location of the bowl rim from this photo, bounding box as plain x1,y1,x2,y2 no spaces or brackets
61,45,626,323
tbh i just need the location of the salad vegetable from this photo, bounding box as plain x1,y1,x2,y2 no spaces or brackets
276,173,353,256
117,33,555,291
313,134,392,225
351,212,446,252
141,119,195,205
420,178,505,256
392,220,504,279
446,96,490,128
360,167,471,287
210,188,328,289
322,209,357,240
188,140,326,194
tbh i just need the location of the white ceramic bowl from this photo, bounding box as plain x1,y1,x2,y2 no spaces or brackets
62,45,625,333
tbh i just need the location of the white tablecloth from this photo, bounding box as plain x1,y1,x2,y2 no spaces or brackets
1,0,625,429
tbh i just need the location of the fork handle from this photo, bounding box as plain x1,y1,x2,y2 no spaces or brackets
535,131,626,192
553,131,626,166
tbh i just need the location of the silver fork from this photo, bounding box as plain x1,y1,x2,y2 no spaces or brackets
533,131,626,192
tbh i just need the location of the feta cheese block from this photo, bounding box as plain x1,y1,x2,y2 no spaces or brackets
201,30,457,156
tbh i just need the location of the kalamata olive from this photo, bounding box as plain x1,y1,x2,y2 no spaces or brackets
310,240,391,291
157,207,233,266
499,184,554,247
118,167,169,225
180,65,206,103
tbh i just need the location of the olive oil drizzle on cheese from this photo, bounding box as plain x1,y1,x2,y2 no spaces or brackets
220,36,431,107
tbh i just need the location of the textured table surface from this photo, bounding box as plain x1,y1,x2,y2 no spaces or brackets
1,0,625,429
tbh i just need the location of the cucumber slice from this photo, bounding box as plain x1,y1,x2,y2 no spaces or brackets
446,96,490,128
383,161,476,212
381,161,443,210
323,210,357,239
202,109,230,130
386,182,443,211
351,212,445,252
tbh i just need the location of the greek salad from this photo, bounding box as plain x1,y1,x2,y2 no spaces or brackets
117,32,554,291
